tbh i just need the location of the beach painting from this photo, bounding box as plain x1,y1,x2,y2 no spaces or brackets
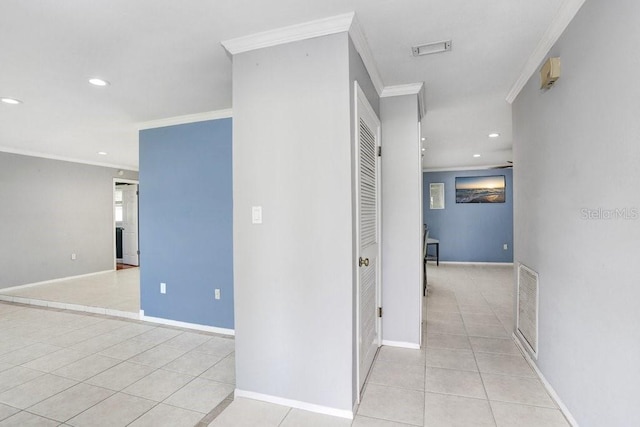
455,175,505,203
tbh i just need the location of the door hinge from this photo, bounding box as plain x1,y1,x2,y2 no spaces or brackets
377,146,382,157
136,190,139,196
137,250,140,255
378,307,383,318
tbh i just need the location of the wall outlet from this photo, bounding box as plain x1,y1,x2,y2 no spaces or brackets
503,243,508,250
71,253,77,260
215,289,221,300
160,282,166,294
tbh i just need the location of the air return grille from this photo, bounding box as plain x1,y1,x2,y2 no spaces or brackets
517,263,539,358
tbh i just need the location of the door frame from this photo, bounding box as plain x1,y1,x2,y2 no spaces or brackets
113,178,139,270
354,81,382,400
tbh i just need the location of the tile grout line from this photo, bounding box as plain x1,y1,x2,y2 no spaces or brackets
456,285,499,427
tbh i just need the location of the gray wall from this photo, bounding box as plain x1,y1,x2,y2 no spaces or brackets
512,0,640,424
380,95,422,347
0,152,138,289
232,33,355,412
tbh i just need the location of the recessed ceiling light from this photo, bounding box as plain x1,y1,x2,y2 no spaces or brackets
1,97,22,105
421,137,426,141
488,133,500,138
422,148,426,152
98,151,108,155
473,154,481,158
89,78,110,87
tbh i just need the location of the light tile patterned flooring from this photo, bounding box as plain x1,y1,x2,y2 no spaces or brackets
0,302,234,426
0,264,570,426
0,269,140,314
210,264,570,426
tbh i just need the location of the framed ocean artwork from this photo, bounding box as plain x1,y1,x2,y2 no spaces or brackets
455,175,505,203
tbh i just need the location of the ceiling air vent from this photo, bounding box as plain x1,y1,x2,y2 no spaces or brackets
412,40,452,57
517,263,539,358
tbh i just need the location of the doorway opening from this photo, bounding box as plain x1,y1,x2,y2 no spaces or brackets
114,179,140,270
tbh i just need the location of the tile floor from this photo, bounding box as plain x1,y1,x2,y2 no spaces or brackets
209,264,570,426
0,264,570,426
0,301,234,426
0,269,140,314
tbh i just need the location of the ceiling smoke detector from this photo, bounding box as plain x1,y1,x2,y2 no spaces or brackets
412,40,452,57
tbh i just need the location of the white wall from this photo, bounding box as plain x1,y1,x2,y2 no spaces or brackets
512,0,640,424
232,33,356,413
380,95,422,347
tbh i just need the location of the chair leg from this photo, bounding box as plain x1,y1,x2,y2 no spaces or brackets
423,259,427,296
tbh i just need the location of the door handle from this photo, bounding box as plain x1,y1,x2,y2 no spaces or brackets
359,257,370,267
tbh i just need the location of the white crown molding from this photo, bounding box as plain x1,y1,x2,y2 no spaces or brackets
506,0,586,104
423,164,511,172
221,12,385,96
221,13,354,56
137,108,233,130
381,82,427,119
380,83,423,97
0,146,138,171
348,14,384,96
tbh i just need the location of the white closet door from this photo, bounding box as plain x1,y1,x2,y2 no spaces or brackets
355,82,381,394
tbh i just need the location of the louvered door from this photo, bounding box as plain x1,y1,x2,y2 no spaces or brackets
355,82,381,394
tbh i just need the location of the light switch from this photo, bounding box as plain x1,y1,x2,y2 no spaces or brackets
252,206,262,224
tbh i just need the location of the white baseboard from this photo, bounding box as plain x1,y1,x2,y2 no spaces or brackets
139,310,235,336
381,340,421,350
437,261,514,266
0,294,139,320
234,389,353,420
512,333,579,427
0,270,114,292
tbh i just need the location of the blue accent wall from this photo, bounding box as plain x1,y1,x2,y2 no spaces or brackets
423,169,513,263
139,118,233,329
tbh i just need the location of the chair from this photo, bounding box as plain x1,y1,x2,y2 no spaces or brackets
426,237,440,266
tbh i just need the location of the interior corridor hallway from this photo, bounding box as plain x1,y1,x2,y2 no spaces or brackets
209,264,570,426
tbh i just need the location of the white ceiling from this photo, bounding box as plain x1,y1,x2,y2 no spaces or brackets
0,0,564,171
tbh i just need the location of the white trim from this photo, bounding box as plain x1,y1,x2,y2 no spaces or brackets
516,262,539,358
137,109,233,130
380,83,424,98
0,270,114,293
221,13,354,55
0,294,139,320
438,261,514,266
348,14,384,95
234,389,353,420
512,333,579,427
381,340,421,350
380,83,427,119
0,146,137,171
423,164,511,172
505,0,586,104
221,12,385,96
139,310,235,336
